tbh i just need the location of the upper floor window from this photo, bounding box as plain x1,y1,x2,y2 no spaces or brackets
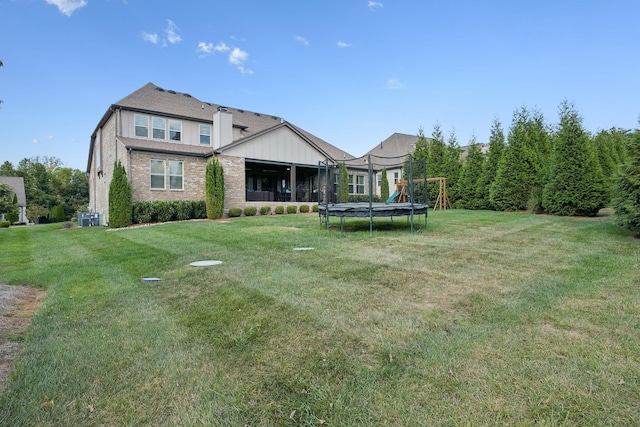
152,117,166,140
150,159,165,189
394,172,399,184
348,174,354,194
169,120,182,141
200,124,211,145
135,114,149,137
169,160,183,190
356,175,365,194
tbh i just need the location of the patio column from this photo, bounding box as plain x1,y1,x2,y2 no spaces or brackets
290,164,297,202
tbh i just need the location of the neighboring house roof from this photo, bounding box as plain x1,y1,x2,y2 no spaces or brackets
363,132,422,169
88,82,354,171
0,176,26,206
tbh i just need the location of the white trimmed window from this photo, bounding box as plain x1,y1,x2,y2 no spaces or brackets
152,117,166,139
356,175,365,194
169,161,183,190
135,114,149,137
150,160,165,189
169,120,182,141
348,174,354,194
200,124,211,145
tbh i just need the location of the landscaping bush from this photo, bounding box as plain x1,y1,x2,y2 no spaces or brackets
192,200,207,219
299,204,310,213
51,204,65,222
228,207,242,217
133,201,154,224
287,205,297,214
347,195,382,203
156,201,176,222
312,204,319,212
275,206,284,215
0,220,10,228
260,206,271,215
244,206,257,216
175,200,193,221
6,212,19,224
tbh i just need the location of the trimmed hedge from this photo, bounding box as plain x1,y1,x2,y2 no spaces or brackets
228,207,242,217
299,204,310,213
260,206,271,215
0,220,10,228
132,200,207,225
275,206,284,214
244,206,257,216
312,204,319,212
287,205,297,214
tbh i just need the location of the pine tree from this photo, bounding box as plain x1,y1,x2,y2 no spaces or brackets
380,167,390,201
593,128,630,203
108,160,132,228
476,118,505,210
444,129,462,204
456,137,485,209
612,128,640,236
542,101,607,216
205,157,225,219
490,107,539,211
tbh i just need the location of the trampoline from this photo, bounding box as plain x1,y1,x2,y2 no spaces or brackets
318,154,428,234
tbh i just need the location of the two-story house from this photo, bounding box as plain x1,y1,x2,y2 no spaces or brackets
87,83,355,225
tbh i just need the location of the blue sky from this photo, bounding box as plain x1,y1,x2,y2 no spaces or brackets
1,0,639,171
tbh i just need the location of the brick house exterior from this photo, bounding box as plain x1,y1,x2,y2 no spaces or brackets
87,83,354,226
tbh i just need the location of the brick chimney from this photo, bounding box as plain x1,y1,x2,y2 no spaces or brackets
213,107,232,149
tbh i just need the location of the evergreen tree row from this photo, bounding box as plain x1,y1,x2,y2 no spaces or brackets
413,101,632,218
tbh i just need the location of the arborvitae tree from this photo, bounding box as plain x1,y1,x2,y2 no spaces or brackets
380,167,390,201
476,118,505,210
455,137,485,209
338,162,349,203
612,128,640,236
490,107,539,211
526,109,553,212
108,160,132,228
593,128,629,203
444,129,462,204
542,101,607,216
51,204,65,222
205,157,225,219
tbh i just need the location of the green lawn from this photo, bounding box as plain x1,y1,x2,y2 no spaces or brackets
0,211,638,426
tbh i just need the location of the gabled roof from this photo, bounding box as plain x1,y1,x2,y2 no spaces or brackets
0,176,26,206
363,132,424,168
89,82,355,171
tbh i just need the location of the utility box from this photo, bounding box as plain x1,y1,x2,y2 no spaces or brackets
78,213,101,227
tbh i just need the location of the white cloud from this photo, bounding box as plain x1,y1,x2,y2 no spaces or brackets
142,32,159,44
229,47,248,65
197,42,214,55
337,41,352,48
164,19,181,44
32,138,40,145
45,135,53,140
229,48,253,74
45,0,87,16
294,36,309,46
385,78,404,89
214,42,230,52
368,1,383,11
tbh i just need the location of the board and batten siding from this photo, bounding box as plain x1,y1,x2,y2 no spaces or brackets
222,126,326,166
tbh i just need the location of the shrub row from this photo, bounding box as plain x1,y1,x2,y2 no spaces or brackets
132,200,207,224
0,220,10,228
226,204,319,217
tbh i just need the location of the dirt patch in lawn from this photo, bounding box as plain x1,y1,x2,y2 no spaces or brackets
0,285,46,393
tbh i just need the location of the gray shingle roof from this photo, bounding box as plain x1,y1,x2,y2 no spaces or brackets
0,176,26,206
362,132,424,168
89,82,355,170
